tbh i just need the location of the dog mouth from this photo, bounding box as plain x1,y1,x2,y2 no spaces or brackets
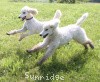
43,34,48,38
22,16,26,21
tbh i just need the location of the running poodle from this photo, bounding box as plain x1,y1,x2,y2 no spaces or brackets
6,6,62,41
27,13,94,65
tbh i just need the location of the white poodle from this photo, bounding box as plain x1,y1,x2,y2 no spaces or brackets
6,6,62,41
27,13,94,65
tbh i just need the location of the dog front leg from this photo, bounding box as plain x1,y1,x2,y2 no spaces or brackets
19,33,28,41
6,26,27,35
38,45,57,65
19,31,33,41
6,29,18,35
27,41,48,53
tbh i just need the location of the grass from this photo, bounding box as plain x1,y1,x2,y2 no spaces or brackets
0,0,100,82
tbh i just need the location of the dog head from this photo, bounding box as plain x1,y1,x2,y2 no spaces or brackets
40,19,60,38
18,6,38,21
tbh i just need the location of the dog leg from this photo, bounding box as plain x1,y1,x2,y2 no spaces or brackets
6,29,18,35
27,41,48,53
83,40,94,49
19,33,28,41
19,31,34,41
83,43,88,49
88,41,94,49
38,45,58,65
27,38,49,53
27,42,43,53
7,26,27,35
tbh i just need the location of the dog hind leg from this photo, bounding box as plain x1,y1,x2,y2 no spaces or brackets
88,41,94,49
83,40,94,49
83,43,88,49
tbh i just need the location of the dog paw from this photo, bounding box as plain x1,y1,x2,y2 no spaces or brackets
6,32,10,35
7,30,17,35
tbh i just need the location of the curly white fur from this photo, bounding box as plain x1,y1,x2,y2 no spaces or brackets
27,13,94,65
7,6,62,41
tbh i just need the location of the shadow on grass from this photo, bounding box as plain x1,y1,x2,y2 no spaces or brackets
16,48,40,71
37,50,88,82
15,48,90,82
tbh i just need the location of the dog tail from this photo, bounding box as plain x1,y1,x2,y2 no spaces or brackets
53,10,62,19
76,13,88,26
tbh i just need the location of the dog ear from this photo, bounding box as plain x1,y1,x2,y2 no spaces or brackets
50,19,60,29
28,8,38,15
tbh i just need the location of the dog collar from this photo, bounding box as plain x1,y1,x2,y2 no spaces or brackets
26,17,33,20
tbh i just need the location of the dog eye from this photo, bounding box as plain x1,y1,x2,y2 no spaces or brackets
23,12,26,14
45,29,48,31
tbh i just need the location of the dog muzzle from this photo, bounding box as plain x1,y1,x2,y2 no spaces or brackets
18,16,26,21
43,34,48,38
40,33,48,38
22,16,26,21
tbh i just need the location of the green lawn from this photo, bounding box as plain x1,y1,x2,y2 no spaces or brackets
0,0,100,82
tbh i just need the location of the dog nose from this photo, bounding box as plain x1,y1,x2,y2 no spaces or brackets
40,34,42,36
